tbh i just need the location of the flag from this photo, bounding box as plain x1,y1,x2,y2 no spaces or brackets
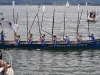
12,24,18,32
1,20,12,29
0,20,18,32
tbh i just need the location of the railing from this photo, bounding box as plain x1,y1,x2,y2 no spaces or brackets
2,51,13,67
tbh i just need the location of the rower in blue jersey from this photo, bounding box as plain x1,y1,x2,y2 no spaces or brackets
89,33,95,42
52,34,57,44
27,34,33,44
65,34,70,44
77,35,82,44
0,31,5,44
41,34,45,44
74,34,82,44
14,31,20,45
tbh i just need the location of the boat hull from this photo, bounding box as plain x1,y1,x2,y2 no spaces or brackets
0,41,100,51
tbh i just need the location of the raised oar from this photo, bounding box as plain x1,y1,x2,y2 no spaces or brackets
76,4,80,36
26,5,29,41
86,2,90,39
12,1,15,24
79,9,83,24
86,2,88,20
0,13,3,31
16,9,19,24
52,2,55,41
28,6,40,33
37,14,41,39
41,6,45,30
63,4,67,39
88,20,90,40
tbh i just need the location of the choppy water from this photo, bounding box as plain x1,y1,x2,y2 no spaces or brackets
0,5,100,75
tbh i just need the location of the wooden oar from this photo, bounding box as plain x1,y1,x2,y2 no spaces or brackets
52,2,55,41
0,13,3,31
86,2,88,20
76,4,80,36
16,9,19,24
86,2,88,21
28,5,40,33
12,1,15,24
26,5,29,41
79,9,83,24
37,14,41,39
41,6,45,30
88,20,90,40
63,4,67,39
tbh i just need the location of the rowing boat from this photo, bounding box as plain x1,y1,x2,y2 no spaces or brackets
0,39,100,50
87,10,97,22
0,3,99,51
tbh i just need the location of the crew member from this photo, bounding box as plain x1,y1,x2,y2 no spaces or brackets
27,34,33,44
89,33,95,42
52,34,57,44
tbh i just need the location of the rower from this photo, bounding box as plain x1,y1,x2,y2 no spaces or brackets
89,33,95,42
77,35,82,44
62,34,70,44
0,31,6,44
65,34,70,44
27,34,33,44
41,34,45,44
52,34,57,44
14,31,20,45
74,34,82,44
